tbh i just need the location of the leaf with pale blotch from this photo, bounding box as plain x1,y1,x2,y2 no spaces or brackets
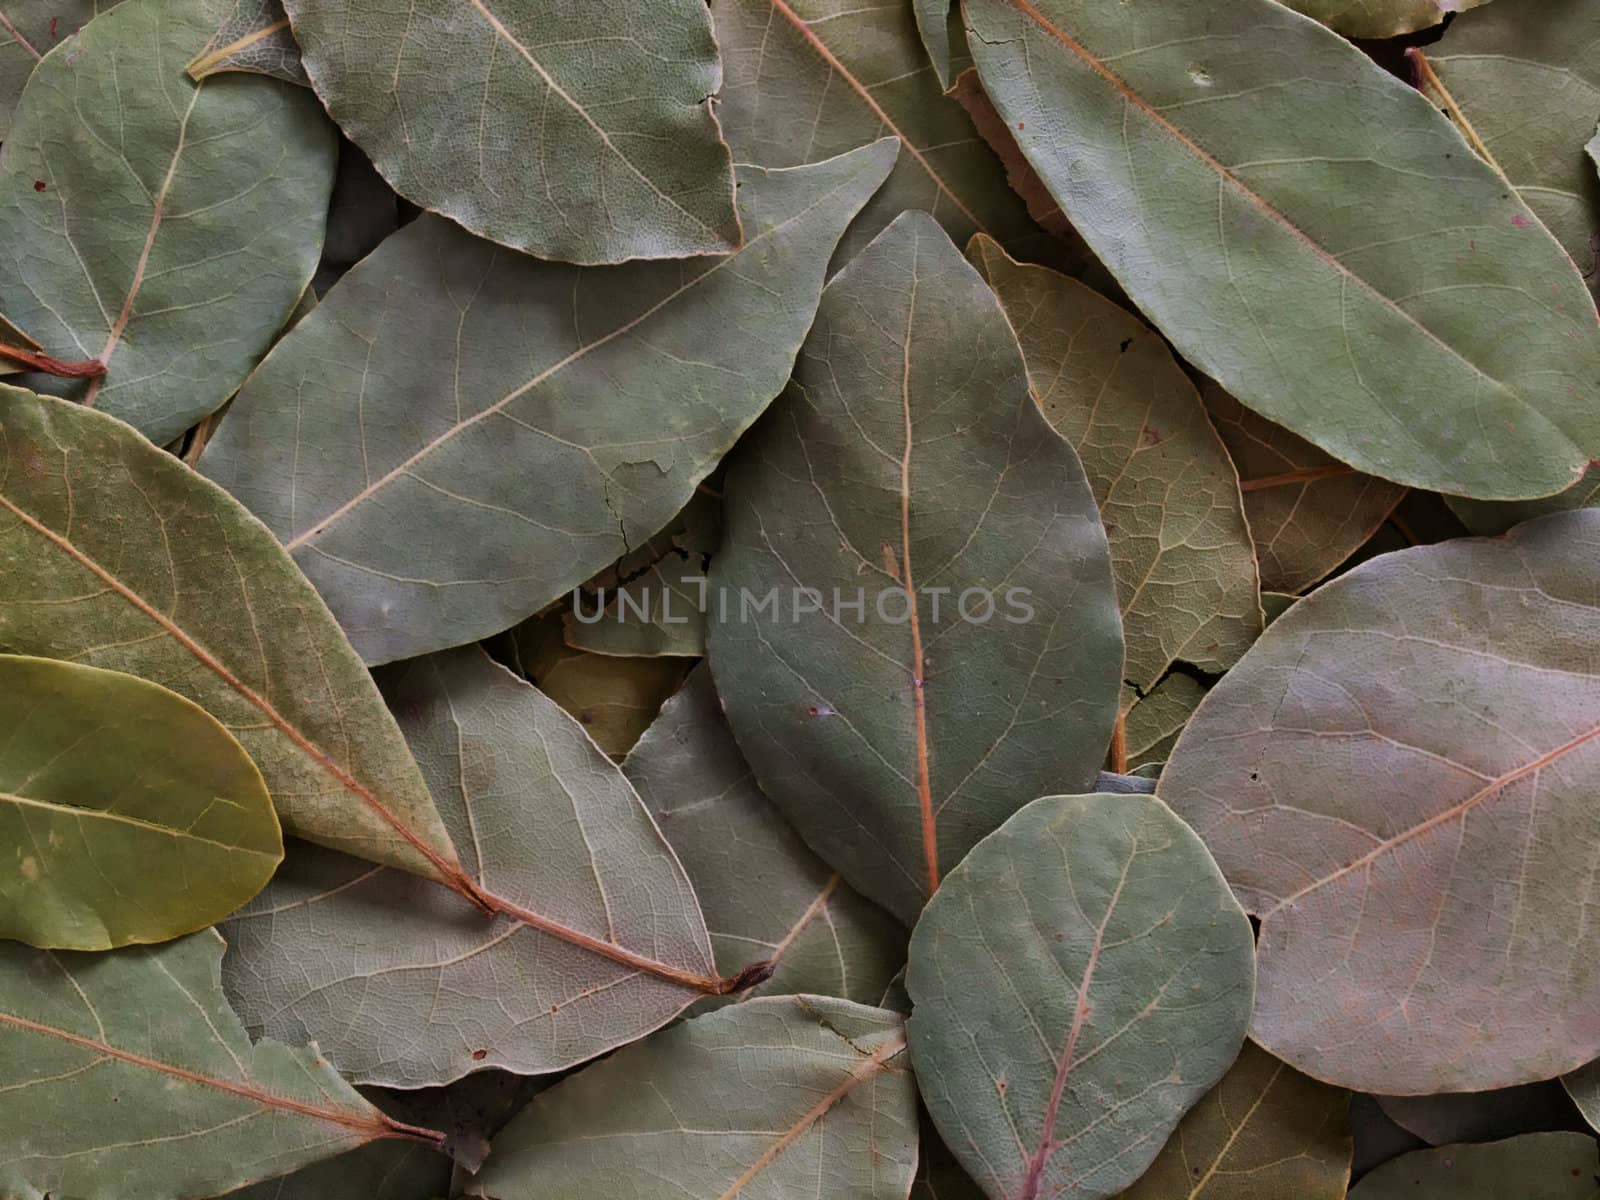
1164,509,1600,1093
1281,0,1495,38
284,0,737,264
970,236,1260,699
0,387,461,888
0,0,334,444
1204,384,1404,594
626,669,906,1009
0,655,280,951
1126,673,1207,773
223,647,726,1087
0,0,105,139
199,143,895,665
1120,1042,1351,1200
467,997,918,1200
0,930,444,1200
1377,1082,1575,1148
1349,1133,1600,1199
708,213,1122,926
964,0,1600,500
907,793,1255,1200
186,0,306,85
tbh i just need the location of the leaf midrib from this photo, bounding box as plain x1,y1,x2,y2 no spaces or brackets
0,787,278,858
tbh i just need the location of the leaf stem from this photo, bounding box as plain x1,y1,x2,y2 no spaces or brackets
0,342,106,378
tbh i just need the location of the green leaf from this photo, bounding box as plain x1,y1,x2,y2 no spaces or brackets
1376,1082,1576,1148
0,385,462,887
0,0,104,139
199,142,896,665
1348,1133,1600,1199
962,0,1600,500
0,0,335,444
905,793,1255,1200
467,997,918,1200
0,930,444,1200
625,668,906,1007
186,0,307,85
1281,0,1496,38
1126,672,1207,772
0,654,280,950
707,212,1123,925
283,0,738,264
969,235,1261,697
1119,1042,1351,1200
1163,508,1600,1093
222,647,726,1087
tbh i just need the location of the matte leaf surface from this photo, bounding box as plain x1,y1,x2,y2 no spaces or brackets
284,0,738,264
1126,672,1207,773
1282,0,1495,38
0,0,335,443
626,669,906,1007
707,213,1123,925
200,144,895,665
1377,1082,1576,1148
223,647,721,1086
906,793,1255,1200
0,654,281,950
1348,1132,1600,1199
0,930,441,1200
963,0,1600,499
468,997,918,1200
0,0,103,137
0,386,460,885
186,0,307,85
1163,509,1600,1092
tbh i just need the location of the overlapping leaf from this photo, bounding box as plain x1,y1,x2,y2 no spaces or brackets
0,386,460,884
186,0,306,85
0,654,280,950
963,0,1600,499
0,0,335,443
283,0,738,264
1282,0,1495,38
906,793,1255,1200
1348,1132,1600,1199
1164,509,1600,1093
467,997,918,1200
0,0,103,138
200,143,895,665
1377,1083,1575,1148
708,213,1122,925
0,930,443,1200
222,647,726,1087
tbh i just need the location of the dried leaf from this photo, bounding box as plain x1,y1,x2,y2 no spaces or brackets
1282,0,1496,38
186,0,307,85
1348,1132,1600,1199
0,0,105,138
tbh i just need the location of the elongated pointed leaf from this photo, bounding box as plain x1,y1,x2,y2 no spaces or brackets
963,0,1600,500
906,793,1255,1200
707,213,1122,925
1120,1042,1351,1200
0,0,103,138
969,235,1260,696
1163,509,1600,1093
626,669,906,1007
467,997,918,1200
0,0,335,444
0,930,442,1200
0,386,461,885
1282,0,1495,38
283,0,738,264
0,654,280,950
1348,1133,1600,1199
200,142,896,665
186,0,306,85
223,647,722,1087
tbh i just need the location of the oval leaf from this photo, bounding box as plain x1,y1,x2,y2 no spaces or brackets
1349,1132,1600,1199
467,997,918,1200
906,793,1256,1200
1282,0,1496,38
707,211,1123,925
1163,509,1600,1093
0,385,461,886
284,0,738,264
0,930,442,1200
0,0,102,138
0,0,335,443
199,142,896,665
962,0,1600,500
0,654,281,950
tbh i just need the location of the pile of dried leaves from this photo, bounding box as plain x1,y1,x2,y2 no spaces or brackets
3,0,1600,1196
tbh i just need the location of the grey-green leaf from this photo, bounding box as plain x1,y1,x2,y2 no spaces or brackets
186,0,307,85
707,212,1123,926
1163,509,1600,1093
0,0,105,138
625,668,906,1007
0,386,462,887
1348,1133,1600,1199
467,997,918,1200
963,0,1600,500
223,647,721,1087
906,793,1255,1200
199,142,896,666
0,654,281,950
1281,0,1496,38
0,0,335,443
283,0,739,264
0,930,442,1200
